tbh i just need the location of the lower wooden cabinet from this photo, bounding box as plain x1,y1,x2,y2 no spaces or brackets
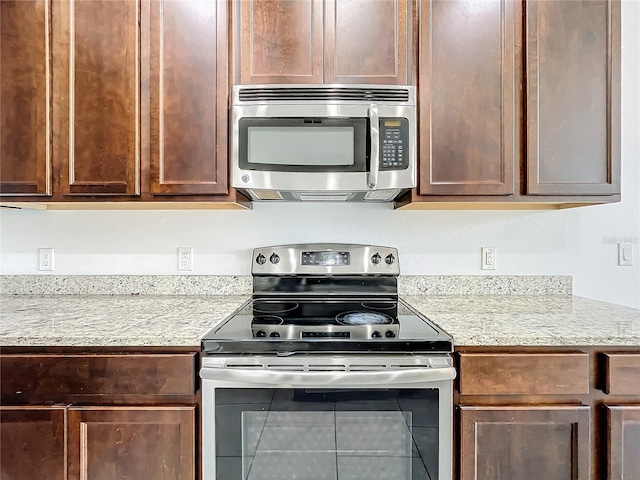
67,406,195,480
0,351,199,480
0,407,66,480
606,405,640,480
0,405,195,480
459,405,590,480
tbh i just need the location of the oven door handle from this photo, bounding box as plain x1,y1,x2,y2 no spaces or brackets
200,366,456,387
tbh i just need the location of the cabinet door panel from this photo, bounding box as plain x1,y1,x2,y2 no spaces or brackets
460,405,590,480
237,0,323,84
324,0,410,85
526,0,620,195
419,0,516,195
0,0,51,196
54,0,140,196
0,407,65,480
67,407,195,480
607,406,640,480
149,0,228,195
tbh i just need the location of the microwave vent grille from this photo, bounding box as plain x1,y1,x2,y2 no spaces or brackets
295,192,353,201
238,87,410,103
364,189,401,201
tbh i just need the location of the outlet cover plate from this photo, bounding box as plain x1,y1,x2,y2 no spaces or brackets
38,248,54,271
481,247,497,270
178,247,193,271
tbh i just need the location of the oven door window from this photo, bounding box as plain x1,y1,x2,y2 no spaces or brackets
215,388,438,480
238,118,368,172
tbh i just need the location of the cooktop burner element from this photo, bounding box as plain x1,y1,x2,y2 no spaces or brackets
252,301,298,314
336,311,393,325
201,243,453,354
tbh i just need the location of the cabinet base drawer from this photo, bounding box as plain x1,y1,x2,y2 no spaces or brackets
602,353,640,395
0,353,197,403
458,352,590,395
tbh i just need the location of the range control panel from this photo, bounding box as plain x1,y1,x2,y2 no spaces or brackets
379,118,409,170
252,244,400,276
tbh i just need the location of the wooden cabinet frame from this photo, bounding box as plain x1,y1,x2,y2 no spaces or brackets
0,0,53,196
525,0,621,196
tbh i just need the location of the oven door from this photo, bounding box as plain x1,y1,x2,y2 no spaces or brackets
200,355,455,480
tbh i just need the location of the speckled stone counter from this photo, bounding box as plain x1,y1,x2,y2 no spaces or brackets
403,295,640,346
1,293,639,347
0,295,248,347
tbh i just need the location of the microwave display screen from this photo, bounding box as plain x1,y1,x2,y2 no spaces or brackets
247,126,354,166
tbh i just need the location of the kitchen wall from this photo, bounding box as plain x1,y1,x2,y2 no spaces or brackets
1,1,639,309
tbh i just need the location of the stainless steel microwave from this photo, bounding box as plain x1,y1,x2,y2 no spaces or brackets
231,85,417,202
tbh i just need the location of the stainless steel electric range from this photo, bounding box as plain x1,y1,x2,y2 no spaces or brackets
200,244,455,480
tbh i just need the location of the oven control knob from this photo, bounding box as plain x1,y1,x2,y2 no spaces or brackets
270,253,280,264
256,330,266,337
256,254,266,265
270,332,280,338
385,330,396,338
371,253,382,265
385,254,395,265
371,331,382,338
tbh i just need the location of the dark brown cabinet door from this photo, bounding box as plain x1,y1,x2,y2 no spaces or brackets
67,406,195,480
526,0,621,195
0,0,52,196
324,0,411,84
235,0,323,84
459,405,590,480
607,405,640,480
148,0,228,195
53,0,140,196
0,406,66,480
418,0,517,196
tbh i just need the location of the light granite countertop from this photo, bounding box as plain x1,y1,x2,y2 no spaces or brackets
402,295,640,347
0,295,249,347
1,294,639,347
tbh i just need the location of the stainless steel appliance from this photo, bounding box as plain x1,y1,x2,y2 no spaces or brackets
200,244,455,480
231,85,417,202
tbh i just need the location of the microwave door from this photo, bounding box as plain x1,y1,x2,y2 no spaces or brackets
367,104,379,189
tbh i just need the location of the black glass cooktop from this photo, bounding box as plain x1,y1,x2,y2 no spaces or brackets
201,297,453,354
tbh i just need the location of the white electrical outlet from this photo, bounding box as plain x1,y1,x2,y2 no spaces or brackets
618,243,634,266
177,247,193,271
481,247,497,270
38,248,54,271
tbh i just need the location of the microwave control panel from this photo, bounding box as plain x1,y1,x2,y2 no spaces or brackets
379,118,409,170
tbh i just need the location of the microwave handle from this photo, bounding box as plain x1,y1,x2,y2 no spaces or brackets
368,103,380,188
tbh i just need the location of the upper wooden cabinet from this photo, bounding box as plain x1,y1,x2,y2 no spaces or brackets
418,0,517,196
53,0,140,196
148,0,229,196
1,0,239,205
234,0,414,85
324,0,410,84
0,0,52,196
237,0,323,84
526,0,621,196
407,0,621,205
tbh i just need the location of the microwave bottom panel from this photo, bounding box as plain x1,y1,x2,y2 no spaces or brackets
242,189,404,202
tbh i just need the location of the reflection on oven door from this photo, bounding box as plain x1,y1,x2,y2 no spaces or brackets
242,411,413,480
